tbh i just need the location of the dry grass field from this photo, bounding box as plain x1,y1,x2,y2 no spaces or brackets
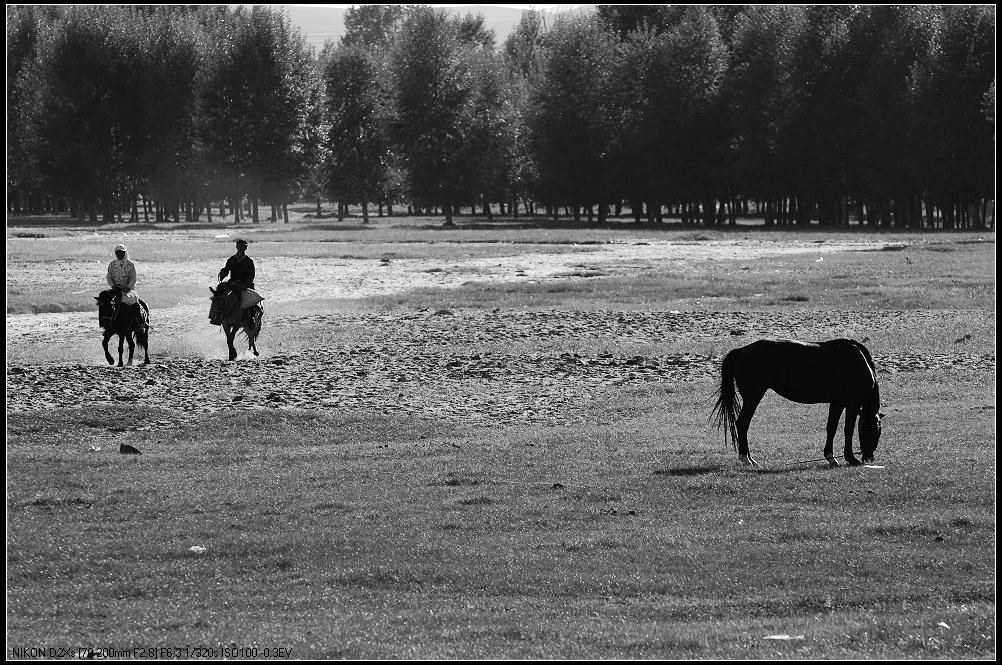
6,211,995,658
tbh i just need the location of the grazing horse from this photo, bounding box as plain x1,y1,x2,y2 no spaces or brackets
96,291,150,366
209,283,262,361
711,338,883,468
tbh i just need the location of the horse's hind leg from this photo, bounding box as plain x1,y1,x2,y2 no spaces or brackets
126,334,136,366
825,403,845,468
843,406,862,467
136,320,150,365
735,388,764,467
117,335,126,367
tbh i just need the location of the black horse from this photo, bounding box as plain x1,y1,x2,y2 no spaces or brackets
711,338,883,468
209,283,262,361
96,290,150,366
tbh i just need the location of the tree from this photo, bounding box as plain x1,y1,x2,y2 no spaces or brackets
197,6,318,223
501,11,549,216
132,8,202,222
388,7,500,225
596,5,679,39
640,7,729,223
341,4,406,48
785,6,864,226
528,15,619,220
24,6,147,222
912,6,995,228
7,5,49,214
322,44,391,222
726,6,806,222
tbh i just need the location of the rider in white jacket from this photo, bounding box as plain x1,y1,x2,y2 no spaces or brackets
106,243,139,305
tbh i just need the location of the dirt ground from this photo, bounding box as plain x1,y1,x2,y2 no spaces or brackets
6,236,993,429
5,236,878,357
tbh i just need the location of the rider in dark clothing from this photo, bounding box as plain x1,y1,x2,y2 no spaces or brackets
218,239,255,290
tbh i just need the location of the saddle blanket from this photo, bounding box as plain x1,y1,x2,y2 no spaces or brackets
240,288,264,309
119,290,139,305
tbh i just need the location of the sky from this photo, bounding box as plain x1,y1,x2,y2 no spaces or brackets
271,4,591,51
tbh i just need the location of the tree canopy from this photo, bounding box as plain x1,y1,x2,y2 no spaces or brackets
7,4,996,229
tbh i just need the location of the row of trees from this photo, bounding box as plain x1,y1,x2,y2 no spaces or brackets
6,5,995,228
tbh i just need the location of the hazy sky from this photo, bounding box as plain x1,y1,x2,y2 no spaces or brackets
275,4,583,8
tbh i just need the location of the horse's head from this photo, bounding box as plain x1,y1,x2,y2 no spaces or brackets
858,411,884,463
96,292,115,315
212,282,237,298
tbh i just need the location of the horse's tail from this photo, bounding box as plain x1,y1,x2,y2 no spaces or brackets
134,320,149,350
711,349,741,450
251,309,262,339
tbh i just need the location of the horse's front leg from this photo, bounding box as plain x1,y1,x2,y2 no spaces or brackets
825,403,844,468
736,389,764,467
843,406,862,466
225,327,238,361
117,334,126,367
102,331,115,365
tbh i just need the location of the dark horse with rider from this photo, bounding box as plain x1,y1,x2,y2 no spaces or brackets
96,243,150,366
209,238,264,361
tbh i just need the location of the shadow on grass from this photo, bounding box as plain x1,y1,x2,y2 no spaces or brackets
654,465,722,477
653,464,837,476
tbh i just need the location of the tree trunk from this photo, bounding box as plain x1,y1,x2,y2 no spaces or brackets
102,196,114,224
443,198,454,226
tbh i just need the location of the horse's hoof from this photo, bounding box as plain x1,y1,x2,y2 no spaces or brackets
739,454,759,468
826,458,840,468
845,457,862,467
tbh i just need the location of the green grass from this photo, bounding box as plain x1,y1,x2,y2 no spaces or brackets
363,237,995,312
6,370,994,658
5,217,995,657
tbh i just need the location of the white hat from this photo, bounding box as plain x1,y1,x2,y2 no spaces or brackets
115,244,127,252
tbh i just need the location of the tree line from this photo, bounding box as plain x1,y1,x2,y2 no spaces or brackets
6,5,995,229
